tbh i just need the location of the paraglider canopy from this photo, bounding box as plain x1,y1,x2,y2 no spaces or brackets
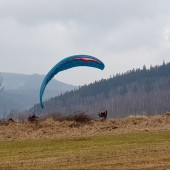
40,55,105,108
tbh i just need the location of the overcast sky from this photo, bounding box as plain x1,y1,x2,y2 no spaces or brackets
0,0,170,85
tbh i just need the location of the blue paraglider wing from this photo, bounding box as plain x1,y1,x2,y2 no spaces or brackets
40,55,105,108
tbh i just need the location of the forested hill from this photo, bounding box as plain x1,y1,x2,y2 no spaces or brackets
32,62,170,118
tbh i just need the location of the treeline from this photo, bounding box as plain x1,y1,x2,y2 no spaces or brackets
29,62,170,118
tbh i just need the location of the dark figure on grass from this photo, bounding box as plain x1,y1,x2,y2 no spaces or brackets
98,110,107,120
28,113,39,122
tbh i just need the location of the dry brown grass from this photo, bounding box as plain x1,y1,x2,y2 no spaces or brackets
0,114,169,141
0,114,170,169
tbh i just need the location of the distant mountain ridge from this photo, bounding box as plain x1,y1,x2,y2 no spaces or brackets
0,72,77,117
1,72,75,91
32,62,170,118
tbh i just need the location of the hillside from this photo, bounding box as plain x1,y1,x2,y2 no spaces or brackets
32,62,170,118
0,73,76,117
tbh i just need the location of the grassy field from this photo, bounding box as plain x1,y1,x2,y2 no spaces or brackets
0,131,170,170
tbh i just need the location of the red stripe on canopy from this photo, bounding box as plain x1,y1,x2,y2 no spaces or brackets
73,58,99,63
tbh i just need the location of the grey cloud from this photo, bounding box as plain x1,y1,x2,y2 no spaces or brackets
1,0,170,25
0,0,170,85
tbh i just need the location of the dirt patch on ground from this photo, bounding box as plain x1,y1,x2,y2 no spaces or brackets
0,114,170,141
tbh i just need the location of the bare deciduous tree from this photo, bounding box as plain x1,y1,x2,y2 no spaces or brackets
0,73,4,92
